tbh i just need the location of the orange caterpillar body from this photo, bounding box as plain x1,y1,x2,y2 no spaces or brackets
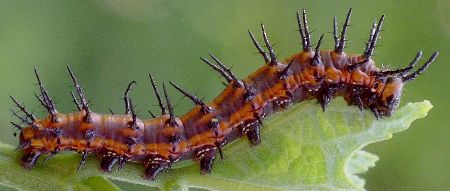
11,9,438,180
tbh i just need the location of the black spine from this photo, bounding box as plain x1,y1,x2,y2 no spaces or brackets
335,8,352,53
162,83,176,127
248,30,270,63
67,66,91,122
402,52,438,82
200,57,233,82
149,73,167,115
312,34,325,65
124,81,137,115
297,11,308,51
260,24,278,66
363,15,385,59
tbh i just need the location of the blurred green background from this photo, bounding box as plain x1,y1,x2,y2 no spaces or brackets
0,0,448,190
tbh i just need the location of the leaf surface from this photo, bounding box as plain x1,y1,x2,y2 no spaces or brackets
0,99,433,191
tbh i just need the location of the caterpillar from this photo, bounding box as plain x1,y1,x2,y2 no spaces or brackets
10,9,438,180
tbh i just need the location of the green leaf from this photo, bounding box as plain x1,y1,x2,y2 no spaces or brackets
0,99,432,191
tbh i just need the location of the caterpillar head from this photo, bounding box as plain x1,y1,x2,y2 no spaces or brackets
373,51,438,117
376,77,404,117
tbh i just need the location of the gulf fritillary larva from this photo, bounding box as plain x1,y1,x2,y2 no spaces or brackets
10,9,438,180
